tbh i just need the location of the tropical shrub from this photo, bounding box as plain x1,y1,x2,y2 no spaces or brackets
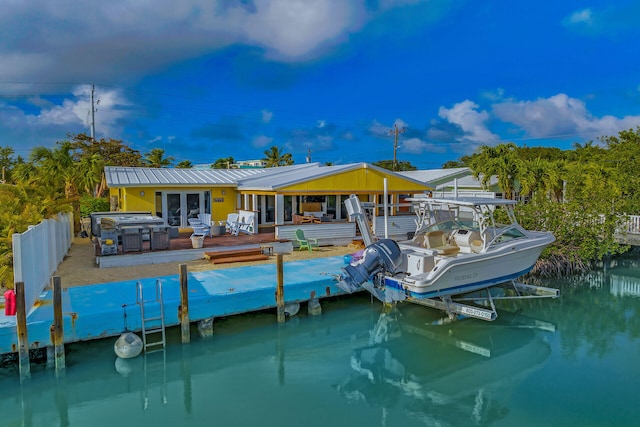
80,195,110,218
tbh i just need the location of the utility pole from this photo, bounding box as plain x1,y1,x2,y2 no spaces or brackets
388,124,406,171
90,85,96,140
306,148,311,163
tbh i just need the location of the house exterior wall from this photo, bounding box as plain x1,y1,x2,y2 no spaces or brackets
111,185,238,224
106,164,431,229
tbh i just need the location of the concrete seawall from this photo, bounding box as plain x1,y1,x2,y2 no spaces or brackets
0,256,351,356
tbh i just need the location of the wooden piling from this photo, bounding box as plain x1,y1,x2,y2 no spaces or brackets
276,254,285,323
15,281,30,381
179,264,190,343
51,276,65,372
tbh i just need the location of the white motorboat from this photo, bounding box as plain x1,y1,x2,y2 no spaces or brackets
336,194,559,321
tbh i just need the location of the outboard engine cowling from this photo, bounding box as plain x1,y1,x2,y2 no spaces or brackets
337,239,402,293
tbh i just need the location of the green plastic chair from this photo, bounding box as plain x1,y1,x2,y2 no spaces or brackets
295,229,319,252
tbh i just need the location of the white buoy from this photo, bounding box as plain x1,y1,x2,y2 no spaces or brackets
114,332,143,359
284,302,300,318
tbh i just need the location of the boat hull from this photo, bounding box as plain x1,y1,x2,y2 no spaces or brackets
386,238,551,300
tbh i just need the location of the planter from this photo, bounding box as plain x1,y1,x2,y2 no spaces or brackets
211,225,226,236
191,236,204,249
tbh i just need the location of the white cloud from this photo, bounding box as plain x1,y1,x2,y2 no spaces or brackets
261,109,274,123
369,120,391,136
235,0,362,59
0,0,379,90
493,93,640,139
0,84,131,149
562,4,640,36
400,137,446,155
252,134,273,148
438,100,500,145
369,118,409,137
565,8,593,26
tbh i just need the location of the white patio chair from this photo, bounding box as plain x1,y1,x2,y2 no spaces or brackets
188,218,209,239
198,213,213,237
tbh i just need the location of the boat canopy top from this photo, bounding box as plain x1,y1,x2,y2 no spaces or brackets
406,195,517,208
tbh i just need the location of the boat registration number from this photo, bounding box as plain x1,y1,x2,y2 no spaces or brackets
460,306,493,320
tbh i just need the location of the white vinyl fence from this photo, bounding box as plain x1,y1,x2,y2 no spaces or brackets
12,212,74,313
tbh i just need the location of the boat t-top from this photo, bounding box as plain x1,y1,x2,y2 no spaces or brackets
336,194,559,321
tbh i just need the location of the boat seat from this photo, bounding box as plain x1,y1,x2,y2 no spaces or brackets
423,230,460,256
431,245,460,256
470,239,483,253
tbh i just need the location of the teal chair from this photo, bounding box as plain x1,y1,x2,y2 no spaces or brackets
295,229,319,252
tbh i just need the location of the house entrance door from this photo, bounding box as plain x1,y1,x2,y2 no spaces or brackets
165,192,209,227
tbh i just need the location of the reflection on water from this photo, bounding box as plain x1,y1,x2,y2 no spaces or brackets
336,306,553,426
2,258,640,426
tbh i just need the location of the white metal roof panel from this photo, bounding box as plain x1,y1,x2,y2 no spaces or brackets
104,166,270,187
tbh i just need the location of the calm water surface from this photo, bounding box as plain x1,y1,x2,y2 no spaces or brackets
2,257,640,426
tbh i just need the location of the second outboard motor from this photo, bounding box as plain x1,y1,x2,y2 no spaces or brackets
337,239,402,293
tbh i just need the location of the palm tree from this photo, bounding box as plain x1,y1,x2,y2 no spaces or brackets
212,157,235,169
30,142,86,200
468,143,524,200
519,157,563,201
144,148,174,168
263,146,293,167
176,160,193,168
69,134,143,197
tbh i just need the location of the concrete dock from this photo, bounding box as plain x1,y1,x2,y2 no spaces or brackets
0,256,350,356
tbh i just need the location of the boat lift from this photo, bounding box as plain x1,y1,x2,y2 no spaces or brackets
340,194,560,322
405,280,560,322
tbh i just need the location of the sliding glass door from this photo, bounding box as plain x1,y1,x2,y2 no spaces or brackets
160,191,210,227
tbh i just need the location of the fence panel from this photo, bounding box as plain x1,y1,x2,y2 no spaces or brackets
12,212,73,312
625,215,640,234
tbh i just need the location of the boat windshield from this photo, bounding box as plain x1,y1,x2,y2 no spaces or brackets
487,224,527,246
423,219,475,234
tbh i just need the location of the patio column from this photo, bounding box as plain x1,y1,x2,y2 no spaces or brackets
275,194,285,225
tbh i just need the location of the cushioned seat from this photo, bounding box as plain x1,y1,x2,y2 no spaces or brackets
424,230,460,256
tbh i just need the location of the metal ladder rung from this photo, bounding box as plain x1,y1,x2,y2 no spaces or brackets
144,316,163,323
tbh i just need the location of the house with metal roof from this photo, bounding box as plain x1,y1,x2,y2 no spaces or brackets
105,162,432,243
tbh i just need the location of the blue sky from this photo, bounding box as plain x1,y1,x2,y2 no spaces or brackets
1,0,639,169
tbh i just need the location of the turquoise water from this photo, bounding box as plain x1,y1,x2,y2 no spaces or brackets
2,257,640,426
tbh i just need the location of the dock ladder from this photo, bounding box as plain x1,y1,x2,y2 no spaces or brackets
136,279,167,353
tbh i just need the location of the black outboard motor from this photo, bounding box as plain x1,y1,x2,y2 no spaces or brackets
337,239,403,293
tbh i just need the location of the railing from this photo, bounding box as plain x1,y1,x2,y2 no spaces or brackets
12,212,74,313
624,215,640,234
276,222,356,247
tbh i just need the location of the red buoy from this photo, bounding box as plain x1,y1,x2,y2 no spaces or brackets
4,289,15,316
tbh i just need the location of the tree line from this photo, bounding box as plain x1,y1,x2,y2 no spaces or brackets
449,128,640,275
1,128,640,289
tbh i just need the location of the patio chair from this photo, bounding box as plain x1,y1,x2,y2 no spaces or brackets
198,213,213,237
225,213,239,234
295,229,319,252
188,218,209,239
